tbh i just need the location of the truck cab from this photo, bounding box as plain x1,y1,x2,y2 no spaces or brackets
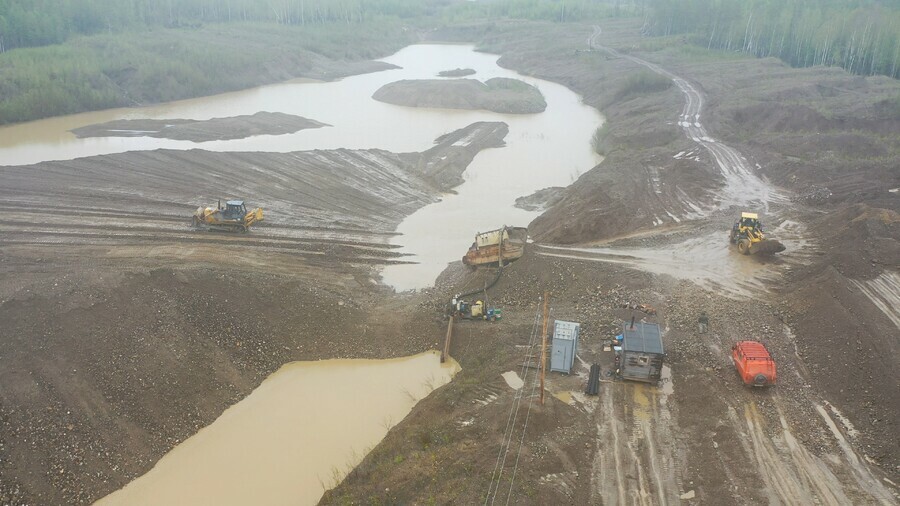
731,340,777,387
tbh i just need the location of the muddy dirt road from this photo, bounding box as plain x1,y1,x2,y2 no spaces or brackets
589,27,781,214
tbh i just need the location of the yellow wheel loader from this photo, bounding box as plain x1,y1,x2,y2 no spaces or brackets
729,212,785,255
192,200,263,233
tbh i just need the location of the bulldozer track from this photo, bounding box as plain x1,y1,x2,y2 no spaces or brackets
0,220,400,251
0,237,413,266
0,204,403,241
0,210,415,265
0,229,405,257
0,190,198,210
0,204,189,221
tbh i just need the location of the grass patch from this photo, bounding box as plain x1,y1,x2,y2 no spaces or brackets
591,124,612,156
621,34,685,53
875,94,900,120
415,427,451,451
604,70,673,107
620,70,672,95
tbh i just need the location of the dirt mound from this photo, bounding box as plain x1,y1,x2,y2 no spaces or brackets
730,104,829,133
809,204,899,278
779,264,900,473
438,68,475,77
71,112,328,142
514,186,564,211
373,77,546,113
415,122,508,190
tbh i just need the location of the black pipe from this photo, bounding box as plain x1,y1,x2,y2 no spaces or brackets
457,264,504,300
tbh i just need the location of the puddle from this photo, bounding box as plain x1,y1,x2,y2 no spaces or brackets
631,384,652,421
553,391,574,405
502,370,524,390
538,231,781,297
96,351,458,506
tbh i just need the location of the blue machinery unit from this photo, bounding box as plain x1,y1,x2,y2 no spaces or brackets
550,320,580,374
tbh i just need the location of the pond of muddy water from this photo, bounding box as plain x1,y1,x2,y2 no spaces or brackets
0,44,603,291
96,351,458,506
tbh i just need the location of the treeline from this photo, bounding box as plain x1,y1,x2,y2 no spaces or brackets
443,0,634,23
0,0,438,51
0,0,631,124
646,0,900,79
0,0,631,52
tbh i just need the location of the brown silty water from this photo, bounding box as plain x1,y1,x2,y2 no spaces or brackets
95,351,459,506
538,221,812,299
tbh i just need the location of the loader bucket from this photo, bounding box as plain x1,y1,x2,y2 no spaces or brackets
749,239,786,255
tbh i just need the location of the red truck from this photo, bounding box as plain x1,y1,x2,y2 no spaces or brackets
731,341,777,387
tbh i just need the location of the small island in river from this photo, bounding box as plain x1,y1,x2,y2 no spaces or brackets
438,68,476,77
373,77,546,114
71,111,328,142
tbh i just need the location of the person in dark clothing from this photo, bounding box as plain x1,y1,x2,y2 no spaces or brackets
698,312,709,334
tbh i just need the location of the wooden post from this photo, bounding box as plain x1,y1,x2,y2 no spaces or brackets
540,291,550,405
441,316,454,363
498,226,505,268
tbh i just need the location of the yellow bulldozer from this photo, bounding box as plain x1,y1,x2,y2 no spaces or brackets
729,212,785,255
192,200,263,232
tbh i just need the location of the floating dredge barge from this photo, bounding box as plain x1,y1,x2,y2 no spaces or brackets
462,226,527,267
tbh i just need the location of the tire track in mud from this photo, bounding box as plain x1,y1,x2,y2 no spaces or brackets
536,240,773,299
814,404,896,505
850,271,900,331
0,211,412,265
728,399,895,505
589,27,782,214
0,219,400,251
533,221,818,299
0,238,411,266
0,231,411,264
593,390,628,505
0,202,402,239
591,383,680,505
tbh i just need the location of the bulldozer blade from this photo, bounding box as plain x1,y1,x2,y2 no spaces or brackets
750,239,786,255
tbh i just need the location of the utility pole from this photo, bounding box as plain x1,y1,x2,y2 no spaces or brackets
442,316,454,364
540,291,550,405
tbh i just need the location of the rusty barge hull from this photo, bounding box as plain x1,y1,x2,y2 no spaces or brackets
462,226,528,266
462,243,525,266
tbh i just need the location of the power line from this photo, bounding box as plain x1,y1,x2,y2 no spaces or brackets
484,298,543,505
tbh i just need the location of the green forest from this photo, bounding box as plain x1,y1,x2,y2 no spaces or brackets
1,0,899,125
646,0,900,79
0,0,626,124
0,0,622,52
0,0,423,50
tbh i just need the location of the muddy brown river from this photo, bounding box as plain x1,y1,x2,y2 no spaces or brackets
96,352,458,505
0,44,603,291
